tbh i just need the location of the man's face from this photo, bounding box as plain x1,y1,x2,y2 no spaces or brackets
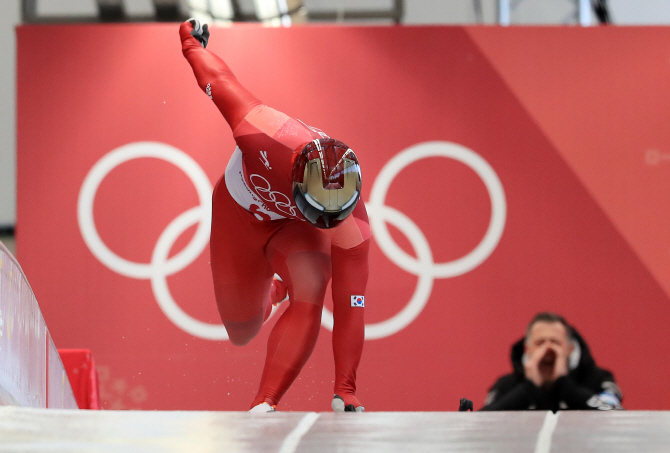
525,321,573,379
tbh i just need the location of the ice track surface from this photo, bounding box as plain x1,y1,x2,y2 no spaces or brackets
1,408,670,452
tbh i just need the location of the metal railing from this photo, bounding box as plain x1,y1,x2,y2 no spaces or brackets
22,0,405,24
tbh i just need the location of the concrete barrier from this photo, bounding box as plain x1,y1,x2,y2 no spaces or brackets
0,241,77,408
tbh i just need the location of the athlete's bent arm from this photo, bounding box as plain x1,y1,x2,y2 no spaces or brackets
179,20,261,130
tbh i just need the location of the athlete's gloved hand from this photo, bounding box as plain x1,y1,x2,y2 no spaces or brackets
187,18,210,48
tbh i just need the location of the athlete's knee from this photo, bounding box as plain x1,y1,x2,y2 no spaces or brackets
228,332,254,347
223,316,264,346
227,330,257,347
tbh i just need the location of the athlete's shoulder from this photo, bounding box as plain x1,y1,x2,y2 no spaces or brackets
233,105,315,148
234,105,289,137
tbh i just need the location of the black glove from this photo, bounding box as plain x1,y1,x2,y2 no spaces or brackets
188,19,210,48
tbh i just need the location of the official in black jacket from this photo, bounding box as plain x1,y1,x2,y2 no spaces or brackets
481,312,622,411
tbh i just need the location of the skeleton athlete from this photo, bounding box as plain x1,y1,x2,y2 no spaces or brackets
179,19,370,412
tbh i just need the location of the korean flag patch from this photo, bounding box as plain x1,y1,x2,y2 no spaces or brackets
351,295,365,307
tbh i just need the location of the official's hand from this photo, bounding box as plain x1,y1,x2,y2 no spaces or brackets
524,343,550,387
187,19,210,48
551,343,569,381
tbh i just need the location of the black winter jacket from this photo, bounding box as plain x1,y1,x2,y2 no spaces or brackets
481,328,623,411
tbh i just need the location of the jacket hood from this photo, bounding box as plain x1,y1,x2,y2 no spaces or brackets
510,326,596,378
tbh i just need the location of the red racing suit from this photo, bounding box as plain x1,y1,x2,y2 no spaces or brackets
180,21,370,410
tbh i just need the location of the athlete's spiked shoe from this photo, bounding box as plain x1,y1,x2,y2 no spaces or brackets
331,394,364,412
248,402,276,413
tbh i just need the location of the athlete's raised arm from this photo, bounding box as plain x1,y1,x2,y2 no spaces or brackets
179,19,261,130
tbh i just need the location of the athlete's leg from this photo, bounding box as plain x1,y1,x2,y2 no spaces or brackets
250,222,331,408
209,176,280,346
331,239,369,410
321,204,371,410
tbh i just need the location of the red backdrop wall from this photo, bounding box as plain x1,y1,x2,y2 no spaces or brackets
16,24,670,411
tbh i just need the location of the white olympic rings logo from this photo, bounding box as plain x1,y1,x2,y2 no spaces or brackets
78,141,506,341
249,174,297,217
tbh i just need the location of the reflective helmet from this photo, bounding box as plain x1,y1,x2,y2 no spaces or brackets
291,138,362,229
